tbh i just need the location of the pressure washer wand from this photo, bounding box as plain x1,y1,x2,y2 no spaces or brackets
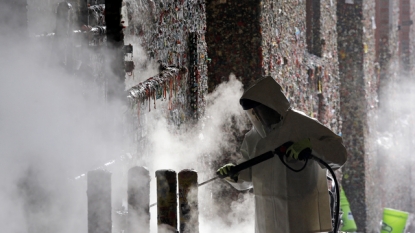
194,151,275,187
197,176,220,186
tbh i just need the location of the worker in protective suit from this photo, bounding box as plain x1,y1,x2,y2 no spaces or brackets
217,76,347,233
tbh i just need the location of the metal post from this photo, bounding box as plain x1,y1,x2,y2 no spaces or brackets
178,169,199,233
156,170,178,233
127,166,150,233
87,169,112,233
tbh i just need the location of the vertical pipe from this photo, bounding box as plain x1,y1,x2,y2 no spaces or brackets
178,169,199,233
155,170,178,233
105,0,126,102
87,169,112,233
77,0,88,28
127,166,150,233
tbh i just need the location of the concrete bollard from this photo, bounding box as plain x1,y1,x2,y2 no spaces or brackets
87,169,112,233
178,169,199,233
156,169,178,232
127,166,150,233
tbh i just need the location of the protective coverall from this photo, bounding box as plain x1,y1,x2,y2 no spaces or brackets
226,76,347,233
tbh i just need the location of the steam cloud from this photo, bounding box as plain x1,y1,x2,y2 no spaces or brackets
142,75,255,233
375,76,415,221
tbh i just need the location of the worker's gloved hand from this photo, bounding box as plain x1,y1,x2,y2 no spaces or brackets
286,138,312,160
216,163,238,182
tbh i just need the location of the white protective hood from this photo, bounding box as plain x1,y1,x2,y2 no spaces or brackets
229,76,348,233
240,76,291,118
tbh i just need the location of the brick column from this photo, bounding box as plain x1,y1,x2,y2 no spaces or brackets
375,0,391,67
337,0,382,230
337,0,372,230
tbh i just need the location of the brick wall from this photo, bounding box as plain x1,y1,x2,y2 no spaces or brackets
206,0,262,91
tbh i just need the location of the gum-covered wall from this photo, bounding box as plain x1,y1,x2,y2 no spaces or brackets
126,0,208,121
260,0,342,132
206,0,342,134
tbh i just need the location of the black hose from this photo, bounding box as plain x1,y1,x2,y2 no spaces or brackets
312,156,340,233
